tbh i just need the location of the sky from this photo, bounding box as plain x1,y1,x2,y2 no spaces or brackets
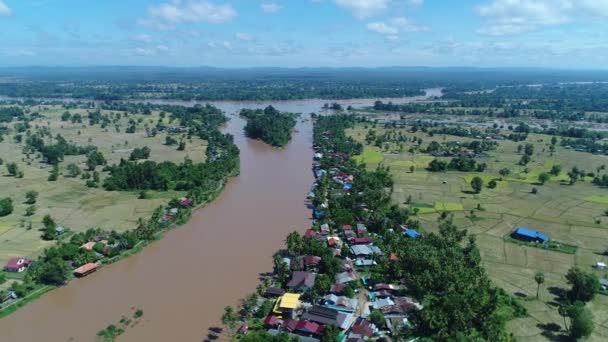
1,0,608,69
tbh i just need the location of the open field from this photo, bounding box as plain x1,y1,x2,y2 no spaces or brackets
0,104,207,270
347,123,608,341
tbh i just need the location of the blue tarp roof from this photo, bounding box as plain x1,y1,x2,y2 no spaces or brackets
404,229,421,238
514,227,549,242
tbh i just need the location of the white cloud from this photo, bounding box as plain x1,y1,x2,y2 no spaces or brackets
335,0,391,18
367,17,427,37
0,1,11,16
138,1,237,29
407,0,423,6
476,0,608,36
235,32,253,41
157,45,170,52
134,47,155,56
132,34,153,43
222,41,232,49
260,3,283,13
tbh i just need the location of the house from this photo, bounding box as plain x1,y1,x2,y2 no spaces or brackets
55,226,66,235
287,272,316,291
349,318,377,338
74,263,97,277
301,305,355,330
295,320,325,336
350,245,382,258
322,294,358,312
320,224,330,235
264,287,286,298
330,283,347,295
355,259,376,268
80,241,97,251
403,229,421,239
327,236,342,248
352,237,373,245
180,198,193,207
344,231,357,241
382,297,422,315
4,258,32,273
273,293,301,318
264,315,283,329
336,271,358,284
356,224,367,236
342,224,353,231
512,227,549,243
594,262,607,270
304,229,319,238
373,298,395,310
303,256,322,269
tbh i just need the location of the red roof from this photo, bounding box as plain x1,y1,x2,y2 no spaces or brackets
295,320,324,335
303,256,322,267
180,198,193,207
5,258,32,270
284,319,298,332
352,237,373,245
264,315,282,327
304,229,318,237
351,318,375,337
342,224,353,230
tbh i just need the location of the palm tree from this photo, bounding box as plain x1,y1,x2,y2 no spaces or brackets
535,271,545,299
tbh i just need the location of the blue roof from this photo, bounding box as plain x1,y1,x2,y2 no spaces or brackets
514,227,549,242
404,229,421,239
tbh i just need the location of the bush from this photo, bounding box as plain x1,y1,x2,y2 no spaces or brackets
0,197,14,217
25,190,38,204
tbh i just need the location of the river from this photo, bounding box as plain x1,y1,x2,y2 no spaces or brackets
0,89,441,342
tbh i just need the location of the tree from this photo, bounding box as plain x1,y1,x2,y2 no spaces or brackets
25,205,36,216
286,231,303,257
550,164,562,176
6,162,18,176
566,267,600,303
321,325,340,342
499,168,511,179
25,190,38,204
369,310,385,328
48,164,59,181
534,272,544,299
538,172,551,185
569,304,594,340
36,258,68,286
488,180,497,189
470,176,483,193
0,197,13,217
86,151,106,171
221,306,238,339
66,163,81,178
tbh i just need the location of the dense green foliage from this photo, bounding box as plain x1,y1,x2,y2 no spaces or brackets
0,197,14,216
241,106,297,147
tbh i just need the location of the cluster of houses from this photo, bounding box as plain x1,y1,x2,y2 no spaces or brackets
244,147,423,341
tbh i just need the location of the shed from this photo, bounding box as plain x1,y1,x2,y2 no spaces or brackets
74,263,97,277
55,226,66,235
512,227,549,243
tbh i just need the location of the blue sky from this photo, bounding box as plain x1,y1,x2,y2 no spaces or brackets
1,0,607,68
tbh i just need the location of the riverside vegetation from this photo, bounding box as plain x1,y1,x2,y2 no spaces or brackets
0,101,239,316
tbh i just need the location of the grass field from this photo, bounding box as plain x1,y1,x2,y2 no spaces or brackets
0,105,207,271
348,123,608,341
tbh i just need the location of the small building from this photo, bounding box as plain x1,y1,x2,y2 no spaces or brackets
287,271,316,292
301,305,355,331
303,256,322,269
512,227,549,243
320,224,330,235
55,226,66,235
342,224,353,231
80,241,97,251
594,262,607,270
403,229,421,239
74,263,97,277
295,320,325,336
180,198,193,207
600,278,608,291
264,315,283,329
264,287,286,298
336,271,358,284
4,258,32,273
356,224,367,236
273,293,302,318
352,237,373,245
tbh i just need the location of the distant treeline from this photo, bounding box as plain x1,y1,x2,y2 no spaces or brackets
240,106,297,147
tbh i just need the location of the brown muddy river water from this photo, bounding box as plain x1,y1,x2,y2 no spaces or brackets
0,90,440,342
